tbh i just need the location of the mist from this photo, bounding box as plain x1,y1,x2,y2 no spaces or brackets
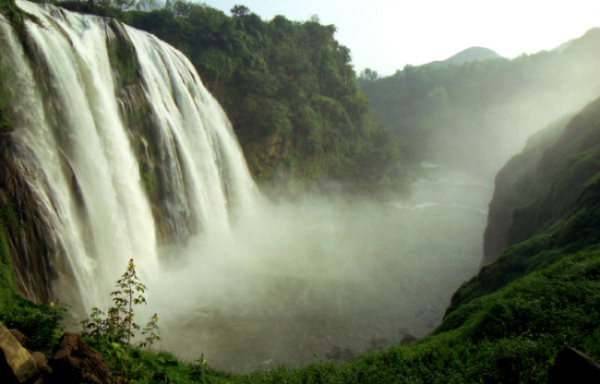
3,1,599,380
134,172,491,372
424,79,600,179
139,33,600,374
361,29,600,181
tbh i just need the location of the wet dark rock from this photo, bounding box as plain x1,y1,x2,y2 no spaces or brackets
0,143,57,304
30,352,50,375
366,338,390,353
324,346,355,363
400,334,418,345
8,329,33,352
48,333,109,384
548,347,600,384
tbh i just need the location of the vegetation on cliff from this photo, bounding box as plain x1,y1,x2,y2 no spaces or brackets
449,96,600,309
46,0,408,192
0,94,599,383
97,94,600,382
3,1,600,383
481,114,573,266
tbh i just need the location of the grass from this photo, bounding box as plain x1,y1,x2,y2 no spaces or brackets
217,249,600,384
55,245,599,384
0,1,599,382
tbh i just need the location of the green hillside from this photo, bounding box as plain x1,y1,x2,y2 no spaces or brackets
360,30,600,176
54,0,409,193
216,90,600,384
2,0,600,382
107,94,600,384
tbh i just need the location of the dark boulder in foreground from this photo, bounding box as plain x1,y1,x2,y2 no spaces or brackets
548,347,600,384
48,333,109,384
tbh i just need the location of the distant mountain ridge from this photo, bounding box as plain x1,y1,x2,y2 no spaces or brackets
423,46,503,69
552,27,600,53
359,27,600,177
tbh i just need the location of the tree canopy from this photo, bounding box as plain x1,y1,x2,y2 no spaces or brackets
45,0,409,192
230,4,249,17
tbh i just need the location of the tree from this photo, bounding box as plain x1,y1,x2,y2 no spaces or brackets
230,4,249,17
359,68,378,83
112,0,137,11
80,259,160,351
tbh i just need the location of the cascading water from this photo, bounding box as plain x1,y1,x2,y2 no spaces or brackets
0,1,257,310
1,1,489,372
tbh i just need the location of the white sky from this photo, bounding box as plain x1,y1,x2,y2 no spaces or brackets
200,0,600,76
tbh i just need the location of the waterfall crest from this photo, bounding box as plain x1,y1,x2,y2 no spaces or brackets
1,1,257,309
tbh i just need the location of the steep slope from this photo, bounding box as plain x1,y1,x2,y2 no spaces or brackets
227,94,600,384
482,114,573,266
448,95,600,313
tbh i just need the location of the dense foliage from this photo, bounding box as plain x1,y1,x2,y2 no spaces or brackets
0,296,67,353
47,0,408,192
0,94,597,383
448,96,600,312
360,30,600,176
3,1,600,382
84,91,600,383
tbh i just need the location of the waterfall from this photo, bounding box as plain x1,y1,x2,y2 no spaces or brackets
0,1,257,310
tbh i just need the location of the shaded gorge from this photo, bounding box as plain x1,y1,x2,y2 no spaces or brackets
0,1,490,374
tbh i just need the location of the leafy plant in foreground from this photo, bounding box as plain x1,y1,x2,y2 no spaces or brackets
80,259,160,350
0,296,68,354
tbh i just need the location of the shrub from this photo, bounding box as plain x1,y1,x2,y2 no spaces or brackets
80,259,160,350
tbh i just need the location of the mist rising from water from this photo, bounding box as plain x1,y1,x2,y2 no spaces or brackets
4,1,257,310
3,2,496,372
142,172,491,372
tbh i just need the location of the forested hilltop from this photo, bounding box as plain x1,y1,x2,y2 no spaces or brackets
4,1,600,382
360,31,600,176
48,0,408,193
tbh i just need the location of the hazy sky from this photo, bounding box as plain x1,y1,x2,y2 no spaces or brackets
201,0,600,76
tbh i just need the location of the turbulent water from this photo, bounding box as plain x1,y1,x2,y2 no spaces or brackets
150,169,492,372
1,1,256,309
2,2,491,374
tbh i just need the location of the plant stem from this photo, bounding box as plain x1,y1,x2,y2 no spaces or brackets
127,278,132,351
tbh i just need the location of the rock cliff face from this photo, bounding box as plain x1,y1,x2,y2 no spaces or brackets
482,96,600,267
448,96,600,315
481,115,572,266
0,141,57,304
0,0,259,309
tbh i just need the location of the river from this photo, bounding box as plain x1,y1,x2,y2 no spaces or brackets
147,168,493,372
